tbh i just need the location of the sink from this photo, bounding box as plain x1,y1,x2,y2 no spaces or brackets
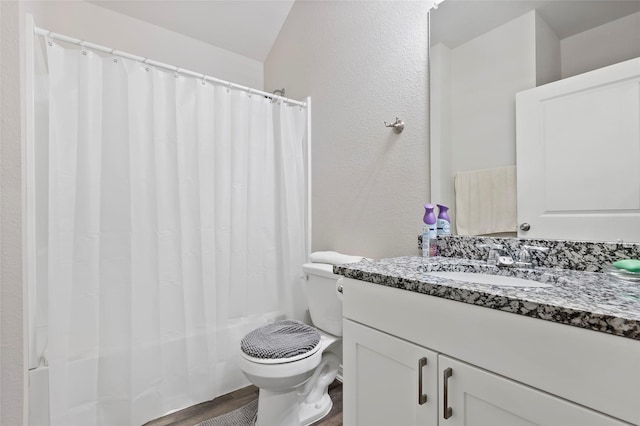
426,271,553,288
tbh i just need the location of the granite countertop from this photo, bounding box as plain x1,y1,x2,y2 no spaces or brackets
334,256,640,341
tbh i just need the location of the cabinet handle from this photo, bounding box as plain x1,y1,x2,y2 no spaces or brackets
443,367,453,419
418,357,428,405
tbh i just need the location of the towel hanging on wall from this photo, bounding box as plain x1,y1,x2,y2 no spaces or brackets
454,166,517,236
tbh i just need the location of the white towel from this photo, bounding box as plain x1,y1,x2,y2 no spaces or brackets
309,251,365,265
454,166,517,236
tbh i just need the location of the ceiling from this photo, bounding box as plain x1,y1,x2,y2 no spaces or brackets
89,0,296,62
431,0,640,48
89,0,640,62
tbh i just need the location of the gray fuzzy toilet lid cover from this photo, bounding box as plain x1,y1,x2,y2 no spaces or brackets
241,319,321,359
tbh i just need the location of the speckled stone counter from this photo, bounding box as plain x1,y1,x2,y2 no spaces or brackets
334,256,640,341
420,235,640,272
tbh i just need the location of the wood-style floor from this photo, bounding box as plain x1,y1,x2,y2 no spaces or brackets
144,380,343,426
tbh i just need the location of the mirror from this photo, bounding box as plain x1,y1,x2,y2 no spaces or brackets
429,0,640,240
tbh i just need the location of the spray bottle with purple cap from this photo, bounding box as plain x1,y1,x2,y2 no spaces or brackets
437,204,451,236
422,203,437,257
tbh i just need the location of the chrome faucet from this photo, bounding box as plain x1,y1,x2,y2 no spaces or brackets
478,243,549,268
515,245,549,269
476,243,515,267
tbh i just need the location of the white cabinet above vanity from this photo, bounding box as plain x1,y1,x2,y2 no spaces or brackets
339,255,640,426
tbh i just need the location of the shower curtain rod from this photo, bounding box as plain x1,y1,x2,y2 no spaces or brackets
34,26,307,108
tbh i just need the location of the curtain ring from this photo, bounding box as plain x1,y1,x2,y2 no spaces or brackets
46,31,53,47
247,88,252,98
175,68,181,79
80,40,87,56
111,49,118,63
227,82,232,93
201,74,207,85
143,58,150,72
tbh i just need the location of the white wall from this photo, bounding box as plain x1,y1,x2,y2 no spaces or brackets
21,1,264,89
450,11,536,176
535,12,561,86
561,11,640,79
1,1,28,424
265,0,430,259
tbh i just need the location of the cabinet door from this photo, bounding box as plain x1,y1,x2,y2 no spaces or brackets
438,355,628,426
516,56,640,242
343,319,438,426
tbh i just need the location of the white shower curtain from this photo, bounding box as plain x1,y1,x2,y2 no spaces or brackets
41,40,308,425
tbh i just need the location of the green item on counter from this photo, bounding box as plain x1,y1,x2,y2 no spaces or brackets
612,259,640,273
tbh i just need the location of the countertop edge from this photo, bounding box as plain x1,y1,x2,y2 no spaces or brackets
334,261,640,341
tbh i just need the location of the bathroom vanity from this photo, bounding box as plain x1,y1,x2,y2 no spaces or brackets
337,253,640,426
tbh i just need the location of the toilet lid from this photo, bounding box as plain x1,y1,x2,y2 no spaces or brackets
241,320,321,360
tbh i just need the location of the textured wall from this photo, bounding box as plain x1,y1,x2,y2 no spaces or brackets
21,1,264,89
450,12,535,175
1,1,27,424
265,1,430,259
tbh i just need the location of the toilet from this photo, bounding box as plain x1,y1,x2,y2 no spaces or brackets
238,262,343,426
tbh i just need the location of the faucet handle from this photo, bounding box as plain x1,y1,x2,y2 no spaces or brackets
516,245,549,268
476,243,504,265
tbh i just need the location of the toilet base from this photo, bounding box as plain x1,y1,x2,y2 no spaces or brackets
253,380,335,426
254,387,301,426
298,393,332,426
253,345,340,426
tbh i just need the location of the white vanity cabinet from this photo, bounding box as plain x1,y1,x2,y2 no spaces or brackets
343,319,439,426
439,355,627,426
342,278,640,426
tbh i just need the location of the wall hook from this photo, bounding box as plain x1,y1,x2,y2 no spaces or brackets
384,117,405,134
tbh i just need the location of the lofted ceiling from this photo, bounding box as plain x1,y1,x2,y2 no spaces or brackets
432,0,640,48
89,0,296,62
89,0,640,62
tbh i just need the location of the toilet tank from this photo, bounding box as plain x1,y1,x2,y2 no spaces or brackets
302,263,343,337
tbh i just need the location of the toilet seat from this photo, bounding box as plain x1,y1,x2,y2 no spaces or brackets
241,320,321,362
241,343,321,364
239,342,323,381
238,329,340,383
